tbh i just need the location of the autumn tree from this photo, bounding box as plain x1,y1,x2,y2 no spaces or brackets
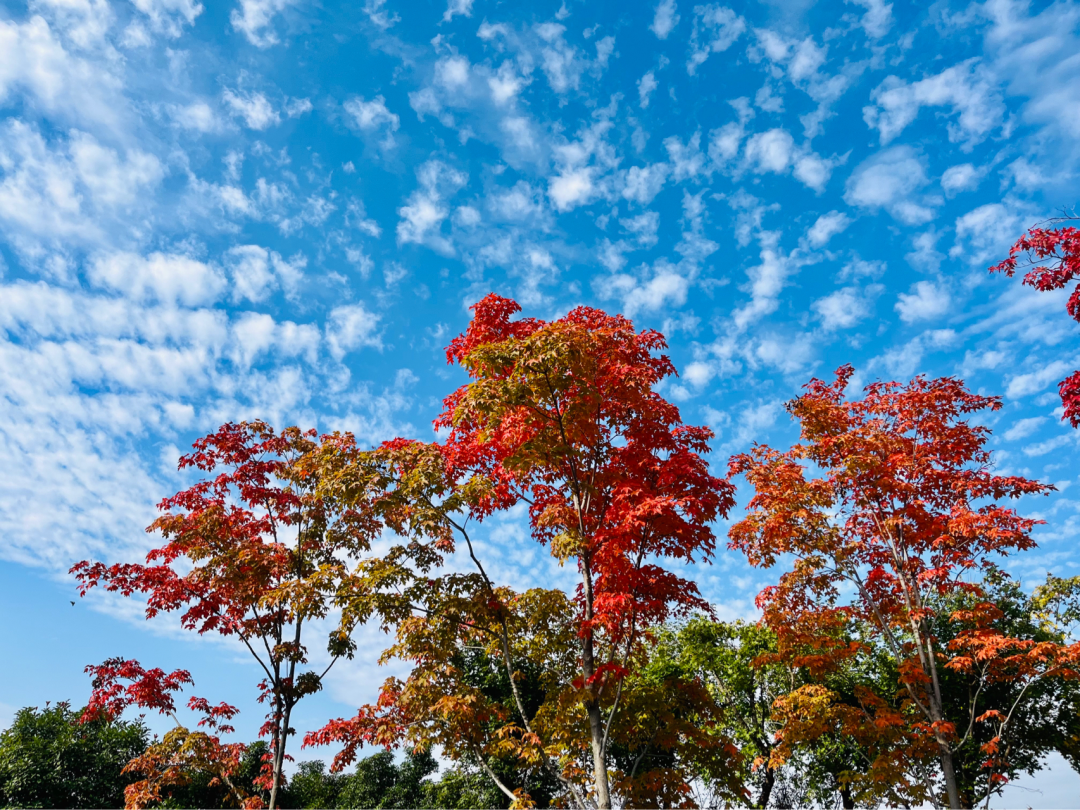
729,367,1080,809
930,573,1080,802
306,295,738,809
72,422,384,808
990,214,1080,425
79,657,258,808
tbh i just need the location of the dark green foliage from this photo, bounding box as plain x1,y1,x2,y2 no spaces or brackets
334,750,428,809
419,763,507,810
281,760,345,809
0,702,148,809
279,749,504,810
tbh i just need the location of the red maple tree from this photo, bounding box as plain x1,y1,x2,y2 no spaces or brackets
728,367,1079,808
81,657,258,808
72,422,382,808
305,294,737,809
990,215,1080,425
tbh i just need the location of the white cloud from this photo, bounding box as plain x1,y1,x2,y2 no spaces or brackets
750,29,851,138
687,5,745,75
32,0,114,49
950,202,1027,266
363,0,399,30
230,0,297,47
846,0,892,38
88,252,225,307
0,15,126,131
1003,416,1048,442
665,132,707,182
547,119,619,212
869,329,957,379
813,284,881,331
863,59,1006,148
442,0,472,23
621,210,660,247
133,0,203,37
225,244,306,302
489,60,528,105
549,168,596,211
453,205,481,228
753,333,816,375
285,97,313,117
171,101,220,132
895,280,950,323
806,211,850,248
792,153,837,192
741,128,837,191
0,122,163,251
230,311,320,369
222,89,280,130
651,0,679,39
743,128,794,174
485,181,547,224
343,95,400,149
1006,359,1076,399
844,145,937,225
708,121,747,165
435,55,471,91
397,160,468,254
840,257,885,280
732,240,795,331
326,303,382,359
593,261,688,317
531,23,607,95
940,162,983,196
622,163,668,205
638,70,658,108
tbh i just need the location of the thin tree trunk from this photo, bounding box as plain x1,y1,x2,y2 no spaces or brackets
268,701,292,810
268,727,282,810
939,743,963,810
581,611,611,809
588,701,612,810
755,766,776,809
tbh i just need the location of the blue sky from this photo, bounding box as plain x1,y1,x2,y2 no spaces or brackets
2,0,1080,803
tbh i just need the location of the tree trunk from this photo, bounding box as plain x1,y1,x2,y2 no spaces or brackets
839,781,854,810
755,766,776,809
579,556,611,810
268,702,292,810
939,743,964,809
587,701,612,810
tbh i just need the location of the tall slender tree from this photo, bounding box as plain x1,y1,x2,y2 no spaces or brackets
306,294,738,809
729,367,1080,809
73,422,382,808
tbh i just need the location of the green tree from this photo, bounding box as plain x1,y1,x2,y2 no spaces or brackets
420,763,506,809
658,618,887,809
280,760,345,809
0,702,148,809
